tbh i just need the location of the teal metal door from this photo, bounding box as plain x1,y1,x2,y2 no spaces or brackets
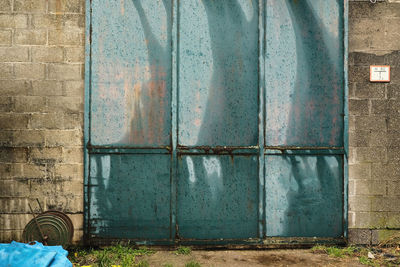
85,0,348,245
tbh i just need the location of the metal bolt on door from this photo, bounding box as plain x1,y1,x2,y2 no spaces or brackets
85,0,348,245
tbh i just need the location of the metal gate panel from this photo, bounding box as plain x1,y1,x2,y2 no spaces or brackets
178,0,259,146
85,0,348,245
89,154,171,239
265,0,344,147
90,0,172,147
265,155,343,237
177,155,258,239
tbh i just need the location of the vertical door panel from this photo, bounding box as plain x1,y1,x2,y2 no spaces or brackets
265,0,344,147
89,154,171,239
178,0,259,147
265,155,343,237
90,0,172,147
177,155,258,239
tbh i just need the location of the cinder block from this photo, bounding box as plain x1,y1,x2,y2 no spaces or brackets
371,197,400,212
32,80,63,96
63,81,83,97
0,14,28,29
63,113,83,129
0,179,30,197
372,163,400,180
350,53,386,66
0,80,30,96
0,163,23,178
385,51,400,66
0,96,14,112
30,147,63,162
48,64,82,80
45,130,82,147
0,30,11,46
349,34,370,52
354,180,386,196
0,114,29,129
348,228,371,245
0,147,28,163
350,19,383,35
32,47,64,63
48,0,83,13
32,14,84,29
388,84,400,99
388,181,400,196
385,212,400,228
47,96,83,113
48,30,83,46
0,47,29,62
391,67,400,83
349,195,372,211
0,63,13,79
349,130,368,147
354,82,385,99
349,99,369,115
14,29,47,45
349,66,370,83
68,213,83,230
0,131,13,146
387,131,400,148
354,115,386,132
368,131,389,147
0,1,11,12
388,148,400,162
371,100,400,115
72,230,83,244
353,211,388,228
54,163,83,179
355,147,387,163
62,147,83,164
370,31,389,50
14,0,47,13
65,47,84,63
0,214,31,230
12,130,45,147
14,63,45,80
372,229,400,245
22,164,46,178
30,113,64,129
14,96,47,113
388,117,400,131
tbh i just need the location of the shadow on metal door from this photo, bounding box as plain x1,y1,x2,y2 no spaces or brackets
84,0,348,245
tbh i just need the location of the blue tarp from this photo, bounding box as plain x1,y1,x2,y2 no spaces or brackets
0,241,72,267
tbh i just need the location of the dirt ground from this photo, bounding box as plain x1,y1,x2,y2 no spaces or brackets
139,249,363,267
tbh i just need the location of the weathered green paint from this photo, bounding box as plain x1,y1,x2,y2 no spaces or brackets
85,0,348,245
265,155,343,237
89,154,170,239
177,155,258,239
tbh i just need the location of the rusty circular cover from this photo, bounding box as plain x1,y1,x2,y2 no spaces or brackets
23,213,73,246
39,210,74,241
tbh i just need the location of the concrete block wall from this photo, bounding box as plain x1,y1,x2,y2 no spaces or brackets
0,0,85,243
0,0,399,245
348,1,400,244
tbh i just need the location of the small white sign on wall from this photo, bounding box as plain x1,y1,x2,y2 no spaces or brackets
370,65,390,82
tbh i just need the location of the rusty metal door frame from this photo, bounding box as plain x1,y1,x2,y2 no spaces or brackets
84,0,349,246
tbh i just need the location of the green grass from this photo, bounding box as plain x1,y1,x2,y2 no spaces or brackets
174,246,192,255
163,264,174,267
311,245,357,258
68,244,154,267
185,260,201,267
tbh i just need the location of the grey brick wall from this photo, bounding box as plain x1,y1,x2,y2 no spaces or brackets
0,0,85,243
348,1,400,244
0,0,399,245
